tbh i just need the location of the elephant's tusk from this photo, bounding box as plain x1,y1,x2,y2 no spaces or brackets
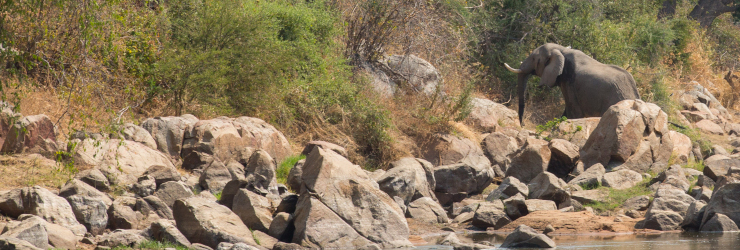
504,63,522,73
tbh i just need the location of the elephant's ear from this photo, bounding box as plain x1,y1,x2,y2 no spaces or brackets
541,49,565,87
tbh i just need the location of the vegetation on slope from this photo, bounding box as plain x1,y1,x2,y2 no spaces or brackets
1,0,739,168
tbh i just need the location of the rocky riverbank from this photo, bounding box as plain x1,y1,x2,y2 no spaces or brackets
0,83,739,249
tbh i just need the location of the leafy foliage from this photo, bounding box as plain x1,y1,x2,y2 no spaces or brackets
535,116,581,141
277,154,306,185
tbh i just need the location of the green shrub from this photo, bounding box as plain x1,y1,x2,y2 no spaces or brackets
277,154,306,185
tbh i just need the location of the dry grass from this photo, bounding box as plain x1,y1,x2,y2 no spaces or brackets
0,154,73,191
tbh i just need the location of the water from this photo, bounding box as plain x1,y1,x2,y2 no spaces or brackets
419,232,740,249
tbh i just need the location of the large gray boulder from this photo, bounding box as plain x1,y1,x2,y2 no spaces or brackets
72,139,175,185
471,202,510,230
467,98,521,131
142,114,199,160
482,132,519,172
550,117,600,148
641,185,695,231
244,149,279,196
701,213,739,232
485,176,528,201
434,162,494,204
0,186,86,236
0,214,77,249
700,183,740,231
151,219,191,247
602,169,643,190
97,229,148,248
155,181,194,208
300,141,348,159
108,197,139,230
568,163,605,188
1,114,57,154
548,139,580,178
377,157,437,204
119,123,157,150
0,236,42,250
406,197,449,224
199,159,233,193
681,200,707,230
527,172,572,206
292,147,412,249
173,196,257,248
500,224,556,248
64,194,108,235
704,155,740,181
506,137,551,183
384,54,441,96
580,100,668,169
232,188,274,233
75,169,111,192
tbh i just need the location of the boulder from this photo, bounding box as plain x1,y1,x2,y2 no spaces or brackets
641,185,696,231
697,175,716,189
173,196,257,248
568,163,605,188
506,137,551,183
142,165,183,187
142,195,174,220
97,229,147,247
268,212,294,242
570,190,607,204
550,117,601,148
233,116,292,163
300,141,347,159
155,181,194,207
244,149,279,196
467,98,521,131
181,117,247,170
199,159,233,193
286,159,305,194
485,176,528,201
482,132,518,172
0,215,51,249
681,200,707,230
701,213,739,232
422,133,491,169
602,169,643,190
434,162,494,204
59,179,112,206
621,139,654,173
293,147,412,248
132,175,157,197
500,224,556,248
548,139,580,178
700,183,740,231
75,169,111,192
292,195,379,249
653,165,690,192
384,54,441,96
405,197,448,224
141,114,199,160
527,172,571,206
1,114,57,154
378,158,436,204
471,202,510,230
704,155,740,181
661,131,692,165
64,194,108,235
73,139,175,185
119,123,157,149
695,120,724,135
151,219,191,247
641,210,684,231
0,186,86,236
580,100,656,168
232,189,274,232
0,237,42,250
108,197,139,230
623,195,651,211
691,186,712,202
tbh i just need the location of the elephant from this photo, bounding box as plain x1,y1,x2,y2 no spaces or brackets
504,43,640,125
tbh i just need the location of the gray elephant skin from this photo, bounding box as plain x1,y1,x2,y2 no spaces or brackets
505,43,640,125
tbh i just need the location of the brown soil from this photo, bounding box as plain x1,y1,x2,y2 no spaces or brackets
0,154,71,191
497,210,640,234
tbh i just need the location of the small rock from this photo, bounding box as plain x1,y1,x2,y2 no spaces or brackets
500,224,556,248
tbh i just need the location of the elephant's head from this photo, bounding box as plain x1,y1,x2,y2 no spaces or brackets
504,43,566,125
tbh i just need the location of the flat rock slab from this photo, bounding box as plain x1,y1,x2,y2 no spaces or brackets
602,169,643,190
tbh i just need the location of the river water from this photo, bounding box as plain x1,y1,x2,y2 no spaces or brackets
418,232,740,249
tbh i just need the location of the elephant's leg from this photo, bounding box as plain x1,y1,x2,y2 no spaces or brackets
562,109,568,119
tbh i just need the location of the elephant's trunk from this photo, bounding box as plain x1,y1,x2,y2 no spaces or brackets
517,73,531,125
